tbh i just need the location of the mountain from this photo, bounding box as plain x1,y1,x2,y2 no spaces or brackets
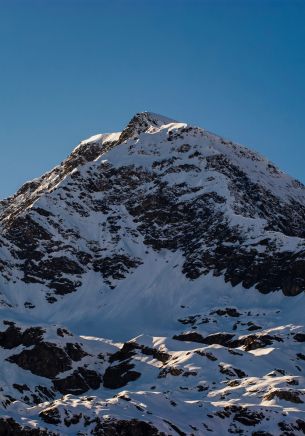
0,112,305,435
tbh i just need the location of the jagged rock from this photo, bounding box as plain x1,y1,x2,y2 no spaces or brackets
232,333,283,351
53,367,102,394
92,418,164,436
0,322,44,349
158,367,184,378
7,342,72,378
109,342,138,363
210,308,241,317
103,361,141,389
39,407,61,425
110,341,170,365
139,345,170,363
264,389,304,403
0,418,56,435
173,332,235,346
65,342,88,361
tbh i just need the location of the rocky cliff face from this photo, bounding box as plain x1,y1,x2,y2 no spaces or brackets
0,112,305,435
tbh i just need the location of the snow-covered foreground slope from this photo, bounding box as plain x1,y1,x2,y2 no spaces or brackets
0,112,305,434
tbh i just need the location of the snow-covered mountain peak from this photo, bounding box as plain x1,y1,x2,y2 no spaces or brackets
1,114,305,434
128,111,179,128
118,111,182,143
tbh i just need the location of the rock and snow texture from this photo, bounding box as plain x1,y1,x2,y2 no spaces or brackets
0,112,305,434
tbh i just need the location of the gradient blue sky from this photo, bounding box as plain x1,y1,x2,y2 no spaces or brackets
1,0,305,198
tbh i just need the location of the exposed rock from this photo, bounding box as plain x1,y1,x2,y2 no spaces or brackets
109,342,138,363
294,333,305,342
0,418,56,435
39,407,61,425
0,322,44,349
13,383,29,393
53,367,102,395
103,361,141,389
231,333,283,351
158,367,184,378
173,332,235,346
93,255,142,284
92,418,164,436
7,342,72,378
264,389,304,403
210,308,241,317
65,342,88,361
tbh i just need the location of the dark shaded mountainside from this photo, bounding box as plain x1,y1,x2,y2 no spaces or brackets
0,112,305,435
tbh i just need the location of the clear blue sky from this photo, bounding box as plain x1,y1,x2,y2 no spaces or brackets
1,0,305,199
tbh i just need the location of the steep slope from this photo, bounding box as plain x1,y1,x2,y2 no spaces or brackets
0,112,305,435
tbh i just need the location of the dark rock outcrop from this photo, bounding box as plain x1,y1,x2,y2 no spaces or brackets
53,367,102,395
7,342,72,378
0,323,44,349
103,361,141,389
